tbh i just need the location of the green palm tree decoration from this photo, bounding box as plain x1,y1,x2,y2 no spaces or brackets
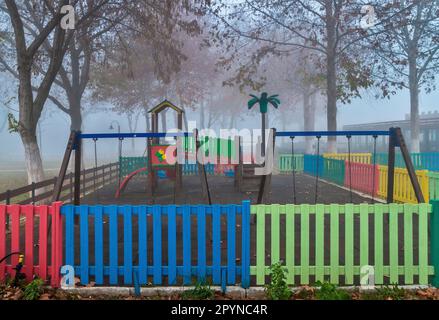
248,92,281,156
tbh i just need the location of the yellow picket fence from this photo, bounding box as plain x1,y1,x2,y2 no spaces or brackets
324,153,372,164
377,166,430,204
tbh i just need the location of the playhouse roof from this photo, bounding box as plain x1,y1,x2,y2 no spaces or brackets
148,100,184,115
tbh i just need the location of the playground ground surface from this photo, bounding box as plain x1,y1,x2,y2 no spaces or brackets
81,173,373,205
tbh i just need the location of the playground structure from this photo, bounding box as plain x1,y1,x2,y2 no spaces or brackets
2,99,439,291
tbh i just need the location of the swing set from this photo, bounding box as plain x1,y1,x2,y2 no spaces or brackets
277,127,426,204
51,121,426,206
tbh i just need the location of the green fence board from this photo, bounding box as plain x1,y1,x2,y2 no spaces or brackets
374,204,384,284
419,204,429,284
256,205,266,285
389,204,399,283
344,204,354,285
360,204,369,273
271,204,280,265
285,205,295,284
403,204,414,284
300,205,310,284
330,204,340,284
315,204,325,283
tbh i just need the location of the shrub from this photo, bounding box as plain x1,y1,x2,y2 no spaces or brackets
265,262,292,300
314,281,351,300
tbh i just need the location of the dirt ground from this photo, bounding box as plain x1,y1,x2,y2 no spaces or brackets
81,173,373,206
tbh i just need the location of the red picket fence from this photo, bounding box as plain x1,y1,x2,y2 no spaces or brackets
344,162,380,197
0,203,63,287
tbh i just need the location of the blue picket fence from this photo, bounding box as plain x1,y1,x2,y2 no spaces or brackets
183,163,215,176
304,155,324,176
61,202,251,288
376,153,439,171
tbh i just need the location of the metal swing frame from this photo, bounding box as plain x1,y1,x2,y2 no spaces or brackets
52,130,213,205
276,127,425,204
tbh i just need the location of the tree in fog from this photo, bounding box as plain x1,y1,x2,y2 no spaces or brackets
0,0,112,185
371,0,439,152
209,0,388,152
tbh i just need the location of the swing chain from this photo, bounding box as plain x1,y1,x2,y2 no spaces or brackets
371,135,378,203
315,136,322,205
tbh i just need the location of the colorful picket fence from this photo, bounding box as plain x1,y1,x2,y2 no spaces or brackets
251,203,434,286
2,202,439,288
278,155,304,174
324,153,372,164
183,136,237,161
345,162,380,197
61,202,251,287
429,172,439,201
376,153,439,171
0,204,63,287
322,158,345,186
304,155,324,177
377,166,430,204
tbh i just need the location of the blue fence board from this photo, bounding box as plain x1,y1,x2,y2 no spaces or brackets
109,206,118,285
153,206,162,285
94,207,104,284
183,206,192,285
212,205,221,284
80,206,89,285
138,206,148,285
304,155,324,177
123,206,133,284
168,206,177,285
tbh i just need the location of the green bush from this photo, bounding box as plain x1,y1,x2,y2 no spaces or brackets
265,263,292,300
23,278,45,301
314,281,351,300
371,285,406,300
181,282,214,300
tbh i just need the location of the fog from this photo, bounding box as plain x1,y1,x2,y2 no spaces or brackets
1,84,438,169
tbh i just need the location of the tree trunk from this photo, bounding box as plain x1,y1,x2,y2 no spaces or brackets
21,130,45,184
200,103,205,128
69,97,82,131
326,1,338,153
304,89,316,154
409,57,420,153
261,113,267,157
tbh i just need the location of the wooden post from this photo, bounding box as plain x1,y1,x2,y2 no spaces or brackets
387,128,396,203
52,131,77,202
74,131,82,205
257,128,276,204
147,137,154,203
176,113,183,189
195,129,212,205
396,127,425,203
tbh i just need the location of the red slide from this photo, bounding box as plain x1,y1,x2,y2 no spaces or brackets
115,167,147,199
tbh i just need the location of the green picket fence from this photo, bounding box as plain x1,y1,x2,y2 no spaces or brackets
251,204,433,286
183,136,237,160
322,158,345,185
119,157,148,177
429,172,439,201
278,155,304,174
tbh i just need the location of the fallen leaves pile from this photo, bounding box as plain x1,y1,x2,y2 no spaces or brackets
2,282,439,300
